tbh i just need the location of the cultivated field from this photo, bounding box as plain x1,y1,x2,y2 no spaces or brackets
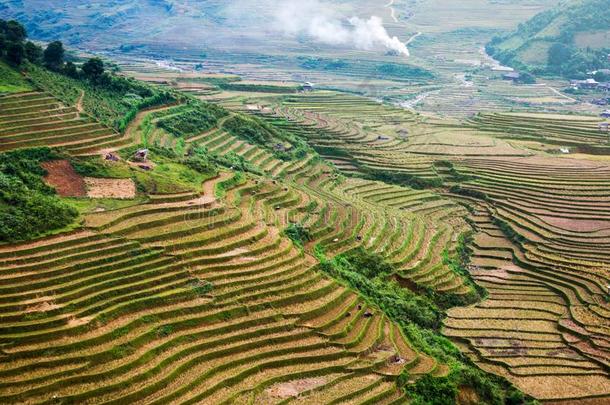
2,46,610,402
203,88,610,402
0,91,129,155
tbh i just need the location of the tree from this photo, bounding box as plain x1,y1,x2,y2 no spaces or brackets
0,34,6,57
63,61,79,78
548,43,572,71
4,20,27,43
24,41,42,64
82,57,105,82
43,41,65,70
518,72,536,84
594,71,610,82
6,42,25,65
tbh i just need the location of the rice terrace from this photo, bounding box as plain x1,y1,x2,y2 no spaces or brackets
0,0,609,404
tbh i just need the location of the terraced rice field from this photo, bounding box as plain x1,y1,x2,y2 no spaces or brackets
0,104,465,402
152,108,477,297
0,91,129,155
3,64,610,402
0,168,450,403
225,92,533,182
434,154,610,401
468,112,610,153
205,89,610,402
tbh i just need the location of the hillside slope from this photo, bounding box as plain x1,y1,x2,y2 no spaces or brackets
486,0,610,77
0,50,535,404
2,22,610,402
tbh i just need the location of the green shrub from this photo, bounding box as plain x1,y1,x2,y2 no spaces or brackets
407,375,457,405
369,169,443,190
319,248,442,330
284,223,312,247
0,148,78,242
156,102,227,138
449,185,488,200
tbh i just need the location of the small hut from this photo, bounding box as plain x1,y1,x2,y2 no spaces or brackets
134,149,149,162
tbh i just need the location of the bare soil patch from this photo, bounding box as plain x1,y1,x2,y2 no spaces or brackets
84,178,136,199
24,297,62,313
41,160,87,197
67,315,94,327
538,215,610,233
265,377,327,399
458,386,480,405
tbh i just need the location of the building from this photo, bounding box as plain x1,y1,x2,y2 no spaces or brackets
598,82,610,92
601,110,610,118
571,79,599,90
302,82,315,92
502,72,521,81
134,149,149,162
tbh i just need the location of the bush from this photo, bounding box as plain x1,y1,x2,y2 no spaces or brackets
6,42,24,65
43,40,65,70
407,375,457,405
82,57,105,82
156,102,227,137
284,223,312,247
369,169,443,190
319,248,443,329
0,148,78,242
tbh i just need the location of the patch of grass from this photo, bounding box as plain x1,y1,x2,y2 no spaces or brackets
63,196,147,216
0,61,32,93
223,114,311,161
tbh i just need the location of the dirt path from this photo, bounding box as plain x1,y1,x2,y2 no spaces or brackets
125,104,178,145
546,85,577,103
75,90,85,117
202,171,234,197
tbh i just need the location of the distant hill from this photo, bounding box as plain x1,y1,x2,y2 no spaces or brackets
486,0,610,78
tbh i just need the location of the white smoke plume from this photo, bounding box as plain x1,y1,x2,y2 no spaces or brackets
274,0,409,57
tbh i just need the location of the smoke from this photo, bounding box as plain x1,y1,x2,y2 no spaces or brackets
274,0,409,57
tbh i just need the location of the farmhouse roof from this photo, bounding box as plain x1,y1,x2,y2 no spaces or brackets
503,72,521,79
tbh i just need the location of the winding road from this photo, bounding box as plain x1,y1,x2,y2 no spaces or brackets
384,0,398,23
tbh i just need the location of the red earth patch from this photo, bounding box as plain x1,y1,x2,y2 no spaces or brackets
41,160,87,197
